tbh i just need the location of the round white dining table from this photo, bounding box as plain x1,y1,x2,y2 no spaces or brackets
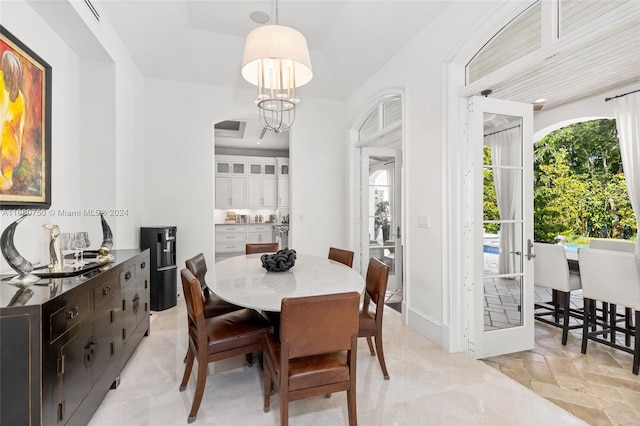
213,253,365,312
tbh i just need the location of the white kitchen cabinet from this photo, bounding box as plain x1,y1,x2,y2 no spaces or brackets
277,157,289,176
276,157,290,208
247,225,274,244
248,177,277,208
248,158,277,177
277,176,290,208
215,157,246,176
215,225,247,253
215,177,246,209
215,224,275,256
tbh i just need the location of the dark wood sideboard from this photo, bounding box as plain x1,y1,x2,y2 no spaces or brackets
0,249,151,425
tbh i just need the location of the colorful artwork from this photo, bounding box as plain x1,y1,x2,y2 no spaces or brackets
0,26,51,209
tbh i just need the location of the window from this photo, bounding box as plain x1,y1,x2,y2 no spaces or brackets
358,96,402,143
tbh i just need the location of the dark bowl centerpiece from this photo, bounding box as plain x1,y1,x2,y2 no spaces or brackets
261,248,297,272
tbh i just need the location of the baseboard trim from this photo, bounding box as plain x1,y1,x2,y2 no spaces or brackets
406,308,445,348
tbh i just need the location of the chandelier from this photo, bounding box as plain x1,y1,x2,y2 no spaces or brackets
241,0,313,133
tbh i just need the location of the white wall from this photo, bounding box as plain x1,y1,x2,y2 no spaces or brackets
0,0,144,272
344,1,501,348
143,79,346,288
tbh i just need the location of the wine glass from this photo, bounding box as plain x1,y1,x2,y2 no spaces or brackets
59,232,71,269
71,232,89,267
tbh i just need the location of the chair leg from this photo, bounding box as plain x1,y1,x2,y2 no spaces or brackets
610,304,617,344
633,310,639,375
280,394,289,426
263,356,272,413
626,307,633,347
581,298,591,355
561,291,570,345
552,289,560,323
347,388,357,426
366,336,375,355
589,300,597,332
179,350,195,391
246,352,254,366
602,302,609,338
374,333,390,380
187,357,208,423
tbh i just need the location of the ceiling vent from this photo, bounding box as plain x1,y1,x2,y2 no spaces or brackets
84,0,100,22
214,120,247,139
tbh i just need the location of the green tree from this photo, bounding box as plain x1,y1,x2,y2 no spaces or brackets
534,149,589,241
534,118,635,241
483,146,500,234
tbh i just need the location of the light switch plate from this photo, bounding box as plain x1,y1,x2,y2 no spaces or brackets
418,216,430,228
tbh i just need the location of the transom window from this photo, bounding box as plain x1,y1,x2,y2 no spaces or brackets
358,96,402,143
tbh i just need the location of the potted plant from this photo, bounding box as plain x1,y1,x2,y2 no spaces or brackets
374,201,391,242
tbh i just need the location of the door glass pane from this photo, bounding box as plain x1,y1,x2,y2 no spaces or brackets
250,164,261,174
484,222,524,276
484,275,523,331
483,113,524,331
233,163,245,174
265,164,276,175
367,155,397,300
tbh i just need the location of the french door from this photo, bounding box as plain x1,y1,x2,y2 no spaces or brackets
359,147,403,300
468,96,534,358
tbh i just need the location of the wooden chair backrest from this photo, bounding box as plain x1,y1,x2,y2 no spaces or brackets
280,292,359,359
328,247,355,268
246,243,279,254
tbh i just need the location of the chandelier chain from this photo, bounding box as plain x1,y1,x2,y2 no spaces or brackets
274,0,279,25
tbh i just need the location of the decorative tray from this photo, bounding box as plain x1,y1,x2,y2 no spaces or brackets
33,259,111,278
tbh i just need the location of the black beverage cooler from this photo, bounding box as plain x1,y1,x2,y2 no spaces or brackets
140,226,177,311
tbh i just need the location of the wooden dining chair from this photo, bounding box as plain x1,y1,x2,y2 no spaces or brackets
359,257,391,380
246,242,279,254
179,269,272,423
186,253,242,317
183,253,249,363
263,292,360,426
328,247,354,268
533,243,583,345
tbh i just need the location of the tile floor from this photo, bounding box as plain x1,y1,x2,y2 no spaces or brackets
490,285,640,425
484,319,640,425
88,299,583,426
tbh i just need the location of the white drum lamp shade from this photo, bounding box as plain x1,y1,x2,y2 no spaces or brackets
241,25,313,89
241,24,313,133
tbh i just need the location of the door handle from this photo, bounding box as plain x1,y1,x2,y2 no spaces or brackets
509,251,522,256
527,239,536,260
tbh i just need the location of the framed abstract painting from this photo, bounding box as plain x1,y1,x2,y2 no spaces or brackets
0,25,52,209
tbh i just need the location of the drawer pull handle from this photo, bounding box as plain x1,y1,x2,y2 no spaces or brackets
67,306,80,320
140,261,146,270
103,286,112,296
124,271,132,281
84,337,97,368
132,294,140,314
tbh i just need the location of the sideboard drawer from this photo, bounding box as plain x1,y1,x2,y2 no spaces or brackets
120,264,136,287
50,294,90,343
94,276,117,310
